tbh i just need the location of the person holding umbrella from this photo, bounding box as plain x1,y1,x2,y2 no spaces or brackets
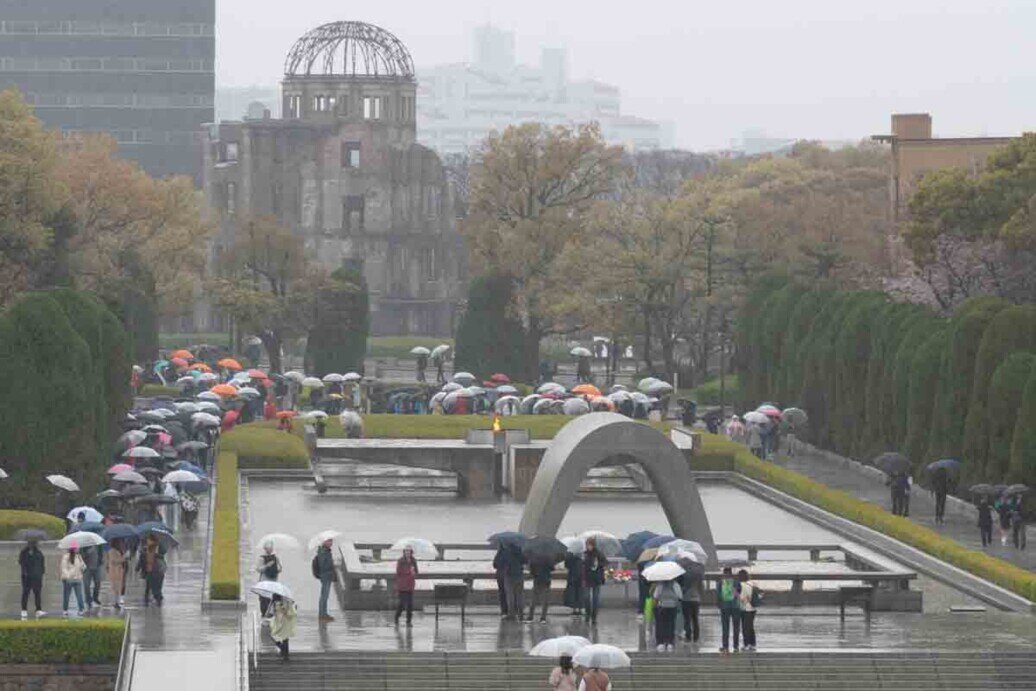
549,655,578,691
60,542,86,617
270,593,297,661
977,497,994,547
394,546,418,627
106,538,129,608
648,569,683,652
137,533,167,606
679,566,703,642
255,541,282,618
19,535,46,620
582,537,608,625
932,467,951,523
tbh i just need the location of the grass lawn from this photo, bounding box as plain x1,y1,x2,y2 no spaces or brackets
367,336,453,359
271,414,671,440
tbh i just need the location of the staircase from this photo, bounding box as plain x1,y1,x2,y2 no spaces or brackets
249,650,1036,690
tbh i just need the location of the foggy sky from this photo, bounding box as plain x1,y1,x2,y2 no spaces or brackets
216,0,1035,150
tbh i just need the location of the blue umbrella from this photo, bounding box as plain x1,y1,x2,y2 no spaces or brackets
172,461,206,476
621,531,659,561
488,531,526,548
101,524,139,541
642,535,676,550
926,458,961,473
136,520,172,533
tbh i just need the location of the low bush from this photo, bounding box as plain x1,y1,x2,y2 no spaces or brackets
220,425,309,469
209,450,240,600
285,414,671,440
699,434,1036,602
0,619,124,664
0,511,66,540
138,384,180,398
686,375,741,405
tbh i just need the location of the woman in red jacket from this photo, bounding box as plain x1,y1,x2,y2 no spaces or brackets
394,546,418,626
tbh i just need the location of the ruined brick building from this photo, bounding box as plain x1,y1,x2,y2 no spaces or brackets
202,21,464,336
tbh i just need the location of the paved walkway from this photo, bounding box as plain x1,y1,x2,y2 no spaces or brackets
772,442,1034,572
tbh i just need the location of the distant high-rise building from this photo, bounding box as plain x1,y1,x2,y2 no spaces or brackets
0,0,215,180
416,25,673,155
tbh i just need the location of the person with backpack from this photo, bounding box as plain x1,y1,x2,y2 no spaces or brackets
255,541,282,618
312,538,337,622
737,569,760,651
716,566,741,653
679,569,703,642
651,577,683,652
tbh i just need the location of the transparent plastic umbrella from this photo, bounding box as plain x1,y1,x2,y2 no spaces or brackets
576,530,622,557
251,580,293,601
642,560,685,582
529,636,591,657
389,537,438,560
47,475,79,492
256,533,302,551
308,530,342,551
58,531,106,550
572,644,631,669
67,506,104,523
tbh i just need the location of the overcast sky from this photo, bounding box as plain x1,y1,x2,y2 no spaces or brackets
216,0,1035,150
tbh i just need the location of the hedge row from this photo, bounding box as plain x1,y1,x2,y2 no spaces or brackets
0,289,131,510
220,425,309,469
0,510,66,540
701,434,1036,602
139,383,181,398
737,278,1036,486
0,619,124,664
209,449,240,600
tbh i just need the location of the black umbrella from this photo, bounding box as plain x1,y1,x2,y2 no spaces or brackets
138,467,165,477
95,489,123,500
873,452,911,474
488,531,526,549
139,525,178,548
969,483,997,496
120,485,151,498
101,524,139,541
522,536,568,566
1003,484,1029,497
15,528,49,542
925,458,961,474
132,494,178,506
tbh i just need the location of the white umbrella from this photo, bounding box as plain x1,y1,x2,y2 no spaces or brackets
441,382,462,393
343,372,362,382
409,346,431,356
322,373,345,383
308,530,342,551
572,644,631,670
232,371,251,383
191,412,222,427
283,371,305,383
250,580,293,601
570,346,592,357
537,382,565,394
637,377,661,392
196,401,221,413
67,506,104,523
47,475,79,492
529,636,591,658
113,470,148,484
196,390,221,402
132,364,144,374
562,398,591,416
389,537,438,560
647,381,674,396
124,446,161,459
118,430,148,447
302,377,324,388
236,386,261,398
430,344,451,359
256,533,302,551
0,467,7,479
642,560,685,582
743,411,770,425
452,371,476,385
304,410,329,421
175,376,195,387
198,372,218,382
58,531,106,550
656,539,708,564
576,530,622,557
560,536,585,554
174,401,198,413
162,470,202,484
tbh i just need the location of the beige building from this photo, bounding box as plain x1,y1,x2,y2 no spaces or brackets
202,21,464,336
873,113,1018,221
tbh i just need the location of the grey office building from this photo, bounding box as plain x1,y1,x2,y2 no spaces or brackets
0,0,214,180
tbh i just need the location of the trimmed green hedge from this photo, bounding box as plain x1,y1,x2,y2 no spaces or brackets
0,510,66,540
0,619,124,664
209,450,240,600
686,375,741,406
279,415,671,440
701,434,1036,602
220,425,309,469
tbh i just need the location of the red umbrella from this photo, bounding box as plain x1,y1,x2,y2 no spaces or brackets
490,373,511,384
170,357,188,368
247,369,269,380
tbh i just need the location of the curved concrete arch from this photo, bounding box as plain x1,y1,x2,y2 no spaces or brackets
518,413,716,565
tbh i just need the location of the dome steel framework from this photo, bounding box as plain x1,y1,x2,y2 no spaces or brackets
284,21,415,79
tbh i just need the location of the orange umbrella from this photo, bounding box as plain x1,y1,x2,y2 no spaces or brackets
170,357,189,368
247,368,269,380
170,349,193,360
590,396,616,411
189,362,212,372
217,358,243,371
211,384,238,397
572,384,602,397
275,410,297,419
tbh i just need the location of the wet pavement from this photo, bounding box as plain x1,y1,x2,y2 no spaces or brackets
773,443,1035,571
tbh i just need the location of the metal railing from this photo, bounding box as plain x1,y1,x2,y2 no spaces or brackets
237,612,248,691
114,616,135,691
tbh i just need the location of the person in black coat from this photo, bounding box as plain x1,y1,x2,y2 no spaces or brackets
581,538,608,624
492,547,510,617
19,540,46,619
563,551,583,615
977,499,994,547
